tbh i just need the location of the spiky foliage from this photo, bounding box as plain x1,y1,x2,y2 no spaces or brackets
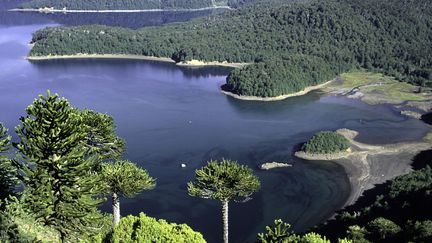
13,91,104,241
101,160,155,225
79,109,125,161
188,159,260,201
257,219,296,243
101,160,155,198
188,159,260,243
0,123,16,202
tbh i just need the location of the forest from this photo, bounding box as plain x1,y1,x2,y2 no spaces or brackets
18,0,290,10
29,0,432,97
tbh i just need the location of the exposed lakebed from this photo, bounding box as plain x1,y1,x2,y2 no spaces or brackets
0,4,430,242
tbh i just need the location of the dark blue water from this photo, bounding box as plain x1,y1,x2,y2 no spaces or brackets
0,3,429,242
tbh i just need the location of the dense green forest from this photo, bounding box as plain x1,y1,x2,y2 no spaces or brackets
18,0,289,10
29,0,432,97
301,131,350,154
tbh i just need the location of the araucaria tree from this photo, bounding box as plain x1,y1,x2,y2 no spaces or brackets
13,91,104,241
188,159,260,243
79,109,125,161
101,160,156,226
0,123,15,202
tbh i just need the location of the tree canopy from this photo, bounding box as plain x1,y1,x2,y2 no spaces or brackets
101,160,156,225
108,212,206,243
302,131,350,154
29,0,432,97
18,0,290,10
0,123,15,202
188,159,260,201
13,91,104,240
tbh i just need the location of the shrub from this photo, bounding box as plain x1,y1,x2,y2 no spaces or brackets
302,131,350,154
406,220,432,242
110,213,205,243
366,218,401,241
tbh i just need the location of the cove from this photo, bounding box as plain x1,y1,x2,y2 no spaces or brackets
0,3,429,243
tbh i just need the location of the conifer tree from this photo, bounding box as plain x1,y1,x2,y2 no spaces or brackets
188,159,260,243
101,160,155,226
13,91,104,241
79,109,125,161
0,123,15,202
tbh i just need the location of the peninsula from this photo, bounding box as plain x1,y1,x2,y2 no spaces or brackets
27,0,431,100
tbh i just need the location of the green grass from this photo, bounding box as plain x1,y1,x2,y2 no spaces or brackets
340,71,428,102
340,71,386,88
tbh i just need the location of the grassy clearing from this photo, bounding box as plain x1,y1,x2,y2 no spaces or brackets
423,130,432,142
340,71,428,102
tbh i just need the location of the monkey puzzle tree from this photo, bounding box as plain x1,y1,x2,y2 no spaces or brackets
101,160,156,226
0,123,15,202
188,159,260,243
13,91,104,241
79,109,125,161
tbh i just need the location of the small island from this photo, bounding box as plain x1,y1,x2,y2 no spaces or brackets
259,162,292,170
295,131,351,160
295,128,431,206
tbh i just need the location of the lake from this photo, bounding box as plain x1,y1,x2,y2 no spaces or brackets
0,2,429,242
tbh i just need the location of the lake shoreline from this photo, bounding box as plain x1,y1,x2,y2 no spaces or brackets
295,128,431,207
221,80,334,101
26,54,247,68
10,6,232,13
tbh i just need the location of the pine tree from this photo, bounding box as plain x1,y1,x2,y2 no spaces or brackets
101,160,155,226
188,159,260,243
13,91,104,241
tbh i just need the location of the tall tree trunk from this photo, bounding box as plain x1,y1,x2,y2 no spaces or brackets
112,192,120,226
222,199,229,243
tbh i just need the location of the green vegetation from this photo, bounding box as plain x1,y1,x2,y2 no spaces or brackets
18,0,288,10
0,91,210,242
101,160,156,225
80,109,125,161
257,159,432,242
222,55,339,97
1,90,432,242
188,159,260,243
340,72,430,102
108,213,205,242
257,219,344,243
302,131,350,154
315,163,432,242
0,124,15,203
13,91,105,241
20,0,225,10
29,0,432,97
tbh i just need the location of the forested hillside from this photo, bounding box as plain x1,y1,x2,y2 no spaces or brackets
18,0,289,10
29,0,432,97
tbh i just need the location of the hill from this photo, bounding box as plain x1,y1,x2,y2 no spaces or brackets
28,0,432,98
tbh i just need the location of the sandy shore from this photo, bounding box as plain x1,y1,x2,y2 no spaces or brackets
27,54,175,62
177,59,249,68
221,80,334,101
10,6,231,13
26,54,249,68
295,128,431,207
